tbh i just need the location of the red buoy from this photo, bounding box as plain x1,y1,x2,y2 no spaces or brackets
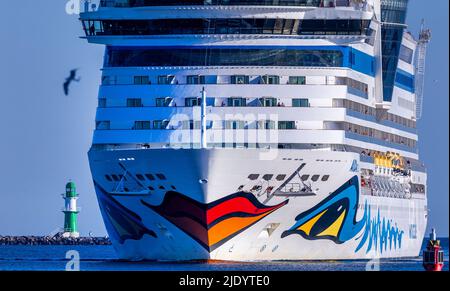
423,229,444,271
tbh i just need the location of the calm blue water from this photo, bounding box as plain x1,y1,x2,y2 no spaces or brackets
0,239,447,271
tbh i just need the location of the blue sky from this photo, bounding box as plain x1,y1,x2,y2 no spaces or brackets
0,0,448,237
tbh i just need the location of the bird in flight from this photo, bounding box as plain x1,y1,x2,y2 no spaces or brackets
63,69,81,96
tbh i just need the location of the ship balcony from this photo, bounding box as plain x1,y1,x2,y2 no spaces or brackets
98,0,371,10
80,1,374,22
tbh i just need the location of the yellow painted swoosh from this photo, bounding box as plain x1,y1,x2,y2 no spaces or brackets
297,210,327,236
317,210,346,238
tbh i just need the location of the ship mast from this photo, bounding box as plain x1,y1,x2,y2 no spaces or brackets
414,20,432,120
201,87,207,149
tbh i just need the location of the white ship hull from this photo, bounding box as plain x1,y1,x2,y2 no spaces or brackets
89,148,427,261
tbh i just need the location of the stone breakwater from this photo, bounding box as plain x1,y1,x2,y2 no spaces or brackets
0,235,111,246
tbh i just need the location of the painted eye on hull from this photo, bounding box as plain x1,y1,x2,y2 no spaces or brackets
95,182,157,244
282,176,364,244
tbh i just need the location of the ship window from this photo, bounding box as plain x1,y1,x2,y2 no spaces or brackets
105,175,112,182
134,76,150,85
292,99,310,107
231,75,249,84
134,121,151,130
145,174,155,181
262,174,273,181
248,174,259,180
159,185,166,190
257,120,276,130
185,97,201,107
156,173,167,180
136,174,145,181
158,75,175,85
156,97,173,107
153,120,169,130
289,76,306,85
102,76,111,85
181,120,201,130
127,98,142,107
321,175,330,181
276,174,286,181
259,97,277,107
227,97,246,107
261,75,280,84
91,17,367,35
96,121,110,130
171,185,177,190
98,98,107,108
148,186,155,191
301,175,309,181
111,174,119,182
399,45,414,64
119,174,127,181
187,75,206,84
278,121,296,130
107,48,345,68
124,187,129,192
224,120,245,130
311,175,320,182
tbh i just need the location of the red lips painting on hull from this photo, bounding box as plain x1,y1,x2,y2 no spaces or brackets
141,192,288,252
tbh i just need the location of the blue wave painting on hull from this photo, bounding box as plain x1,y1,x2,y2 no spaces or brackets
355,207,404,254
282,176,404,254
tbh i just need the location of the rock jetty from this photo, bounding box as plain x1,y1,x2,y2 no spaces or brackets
0,234,111,246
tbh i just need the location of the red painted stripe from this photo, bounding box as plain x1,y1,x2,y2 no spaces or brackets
206,197,281,225
160,194,205,222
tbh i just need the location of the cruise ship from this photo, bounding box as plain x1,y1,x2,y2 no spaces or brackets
80,0,431,261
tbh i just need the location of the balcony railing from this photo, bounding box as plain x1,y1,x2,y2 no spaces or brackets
99,0,356,8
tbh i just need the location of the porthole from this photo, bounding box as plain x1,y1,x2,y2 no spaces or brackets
156,173,167,180
145,174,155,181
262,174,273,181
111,174,119,182
248,174,259,180
311,175,320,182
322,175,330,181
105,175,112,182
136,174,145,181
301,175,309,181
276,174,286,181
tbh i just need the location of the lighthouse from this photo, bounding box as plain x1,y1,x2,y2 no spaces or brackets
62,181,80,238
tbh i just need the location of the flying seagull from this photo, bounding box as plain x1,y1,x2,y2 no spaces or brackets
63,69,81,96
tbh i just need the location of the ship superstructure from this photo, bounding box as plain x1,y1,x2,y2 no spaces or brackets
81,0,429,261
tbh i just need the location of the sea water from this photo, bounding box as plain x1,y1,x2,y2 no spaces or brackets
0,238,447,271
